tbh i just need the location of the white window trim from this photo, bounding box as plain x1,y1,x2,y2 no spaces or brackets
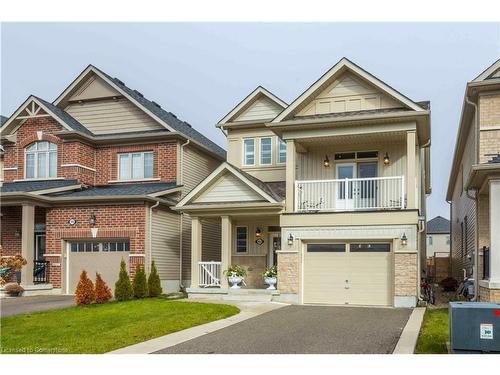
117,151,154,181
260,137,273,166
235,226,248,254
242,138,256,167
24,141,58,179
277,138,286,165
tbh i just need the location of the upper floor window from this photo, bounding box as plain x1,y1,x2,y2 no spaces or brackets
427,235,433,245
25,141,57,179
277,138,286,164
446,235,450,245
118,151,153,180
243,139,255,166
260,138,272,165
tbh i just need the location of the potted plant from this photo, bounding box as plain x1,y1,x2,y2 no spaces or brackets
3,282,24,297
223,265,247,289
261,266,277,290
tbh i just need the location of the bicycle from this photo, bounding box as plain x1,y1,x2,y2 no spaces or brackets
420,277,435,305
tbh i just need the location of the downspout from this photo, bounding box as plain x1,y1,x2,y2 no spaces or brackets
178,139,190,289
149,200,160,274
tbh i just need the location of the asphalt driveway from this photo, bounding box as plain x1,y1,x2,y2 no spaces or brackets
1,295,74,317
155,305,412,354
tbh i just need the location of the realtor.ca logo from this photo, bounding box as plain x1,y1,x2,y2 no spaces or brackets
480,323,494,340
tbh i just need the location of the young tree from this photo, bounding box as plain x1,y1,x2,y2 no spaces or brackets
148,261,163,297
114,260,133,301
95,272,112,303
132,264,148,298
75,270,96,305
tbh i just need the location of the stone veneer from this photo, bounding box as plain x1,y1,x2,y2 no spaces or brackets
394,252,418,297
277,252,299,294
479,286,500,303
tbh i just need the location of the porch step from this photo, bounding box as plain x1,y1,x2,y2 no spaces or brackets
222,288,279,302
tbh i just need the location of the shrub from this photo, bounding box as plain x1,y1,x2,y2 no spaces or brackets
75,270,95,305
95,272,112,303
148,261,162,297
133,265,148,298
3,282,24,295
114,260,133,301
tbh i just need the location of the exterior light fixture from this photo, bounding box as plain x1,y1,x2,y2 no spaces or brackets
323,155,330,167
88,212,97,226
401,233,408,246
287,233,294,246
383,152,390,165
14,229,21,237
255,228,262,238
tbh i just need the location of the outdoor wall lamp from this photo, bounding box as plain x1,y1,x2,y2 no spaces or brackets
287,233,294,246
14,229,21,237
400,233,408,246
383,152,390,165
323,154,330,167
88,212,97,226
255,228,262,238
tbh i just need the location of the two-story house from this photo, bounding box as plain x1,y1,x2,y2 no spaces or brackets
0,65,225,295
176,58,431,307
447,58,500,303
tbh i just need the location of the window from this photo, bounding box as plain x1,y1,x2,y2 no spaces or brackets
25,141,57,179
446,235,450,245
118,152,153,180
464,216,468,257
70,240,130,253
235,226,248,253
350,243,391,252
260,138,272,165
428,236,433,245
243,139,255,166
461,221,464,258
277,138,286,164
307,243,346,252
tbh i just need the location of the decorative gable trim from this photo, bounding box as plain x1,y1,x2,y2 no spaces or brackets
472,58,500,82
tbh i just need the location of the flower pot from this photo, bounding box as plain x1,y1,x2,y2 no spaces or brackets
264,276,277,290
228,274,243,289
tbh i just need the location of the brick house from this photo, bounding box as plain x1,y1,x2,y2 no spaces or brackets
0,65,224,295
447,58,500,302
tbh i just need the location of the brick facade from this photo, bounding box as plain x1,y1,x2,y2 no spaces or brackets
277,252,299,294
394,252,418,297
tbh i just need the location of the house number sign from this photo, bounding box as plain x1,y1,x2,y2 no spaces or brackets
255,238,264,245
68,218,77,225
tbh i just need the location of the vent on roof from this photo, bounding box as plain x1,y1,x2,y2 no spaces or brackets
152,101,162,108
169,112,177,119
114,78,125,86
133,90,144,97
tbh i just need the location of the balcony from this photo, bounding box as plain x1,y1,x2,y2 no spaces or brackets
295,176,405,212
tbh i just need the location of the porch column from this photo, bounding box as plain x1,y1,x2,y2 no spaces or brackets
406,131,417,209
190,216,202,288
285,139,296,212
20,204,35,286
489,179,500,286
220,215,232,289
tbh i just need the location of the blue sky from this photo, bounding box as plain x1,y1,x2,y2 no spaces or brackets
2,23,499,219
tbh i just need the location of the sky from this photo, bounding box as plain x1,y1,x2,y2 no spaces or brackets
1,23,499,219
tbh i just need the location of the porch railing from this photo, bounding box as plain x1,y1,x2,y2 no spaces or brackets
33,260,49,284
295,176,405,212
198,261,222,287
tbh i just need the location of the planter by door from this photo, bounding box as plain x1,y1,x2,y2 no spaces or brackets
228,274,243,289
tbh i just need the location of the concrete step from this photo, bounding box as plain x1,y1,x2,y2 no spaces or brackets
222,293,273,302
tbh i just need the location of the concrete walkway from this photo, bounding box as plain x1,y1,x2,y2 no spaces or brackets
1,295,74,317
393,307,426,354
109,300,287,354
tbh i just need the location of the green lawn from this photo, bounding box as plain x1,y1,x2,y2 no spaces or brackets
0,298,239,354
415,308,449,354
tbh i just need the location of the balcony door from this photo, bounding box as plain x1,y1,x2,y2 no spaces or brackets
357,162,377,208
336,162,377,210
336,163,356,210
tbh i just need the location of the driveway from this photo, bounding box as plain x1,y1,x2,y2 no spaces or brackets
1,295,74,317
155,305,412,354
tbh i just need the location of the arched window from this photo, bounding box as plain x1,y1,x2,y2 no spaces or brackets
25,141,57,179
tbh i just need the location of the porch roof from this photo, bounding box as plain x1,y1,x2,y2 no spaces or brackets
0,179,80,193
54,182,179,197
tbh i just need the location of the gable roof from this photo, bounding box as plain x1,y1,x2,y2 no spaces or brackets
472,58,500,82
53,65,225,158
218,86,288,125
0,116,8,126
272,57,426,123
427,216,450,234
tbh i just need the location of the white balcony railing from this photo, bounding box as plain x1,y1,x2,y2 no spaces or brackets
198,261,222,287
295,176,405,212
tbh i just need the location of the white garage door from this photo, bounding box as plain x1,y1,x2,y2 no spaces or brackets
67,240,130,294
303,242,392,306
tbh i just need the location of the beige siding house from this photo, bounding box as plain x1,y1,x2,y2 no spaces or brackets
447,59,500,303
176,58,431,307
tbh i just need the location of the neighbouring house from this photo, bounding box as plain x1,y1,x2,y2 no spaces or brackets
447,58,500,303
425,216,450,282
0,65,225,295
175,58,431,307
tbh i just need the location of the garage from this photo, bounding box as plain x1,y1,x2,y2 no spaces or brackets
303,242,392,306
66,240,130,294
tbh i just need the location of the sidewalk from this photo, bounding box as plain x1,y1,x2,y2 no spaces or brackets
392,307,426,354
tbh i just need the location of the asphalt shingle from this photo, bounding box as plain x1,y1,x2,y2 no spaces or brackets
55,182,178,197
0,179,79,193
427,216,450,234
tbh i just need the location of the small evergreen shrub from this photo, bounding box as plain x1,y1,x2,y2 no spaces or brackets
132,265,148,298
148,261,163,297
75,270,96,305
114,260,133,301
95,272,112,303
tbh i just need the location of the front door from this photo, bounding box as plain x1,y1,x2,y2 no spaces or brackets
268,233,281,268
335,163,356,210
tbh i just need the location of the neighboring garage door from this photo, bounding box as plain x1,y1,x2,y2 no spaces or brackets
68,240,130,294
303,242,392,306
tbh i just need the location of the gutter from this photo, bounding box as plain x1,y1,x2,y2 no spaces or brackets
148,200,161,275
178,139,190,289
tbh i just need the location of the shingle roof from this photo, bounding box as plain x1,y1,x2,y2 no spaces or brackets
0,115,8,126
488,154,500,164
35,97,94,136
0,179,79,193
55,182,178,197
93,67,226,158
427,216,450,234
227,163,284,202
289,107,412,122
